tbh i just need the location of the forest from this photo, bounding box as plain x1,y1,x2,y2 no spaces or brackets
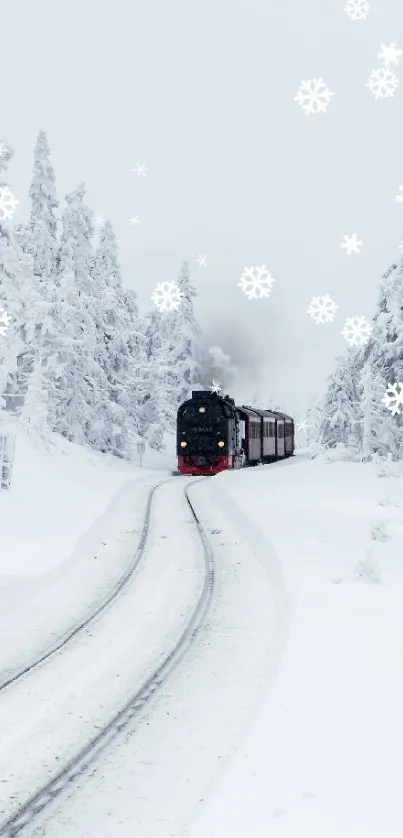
1,131,402,464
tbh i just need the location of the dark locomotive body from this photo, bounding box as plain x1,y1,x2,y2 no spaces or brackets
177,391,294,476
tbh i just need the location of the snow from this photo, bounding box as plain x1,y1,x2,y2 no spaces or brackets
188,454,403,838
0,429,174,678
1,450,403,837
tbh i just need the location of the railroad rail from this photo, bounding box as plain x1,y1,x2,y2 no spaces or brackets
0,478,214,838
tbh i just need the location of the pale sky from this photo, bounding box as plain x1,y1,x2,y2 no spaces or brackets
2,0,403,417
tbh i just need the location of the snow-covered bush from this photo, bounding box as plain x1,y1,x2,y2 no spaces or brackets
354,545,382,584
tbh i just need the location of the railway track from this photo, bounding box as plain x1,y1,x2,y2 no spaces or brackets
0,479,170,694
0,477,214,838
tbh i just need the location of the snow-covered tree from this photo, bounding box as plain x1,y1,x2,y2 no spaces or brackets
29,129,59,292
91,222,144,457
312,348,363,452
162,261,205,415
48,185,109,446
358,257,403,458
0,141,46,428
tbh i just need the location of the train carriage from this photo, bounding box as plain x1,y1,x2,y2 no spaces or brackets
270,410,295,457
235,406,262,464
252,408,277,461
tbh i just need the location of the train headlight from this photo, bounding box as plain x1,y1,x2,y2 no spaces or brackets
217,440,225,448
180,441,187,448
199,406,206,413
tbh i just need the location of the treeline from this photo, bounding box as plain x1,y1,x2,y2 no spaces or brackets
0,131,208,458
308,250,403,460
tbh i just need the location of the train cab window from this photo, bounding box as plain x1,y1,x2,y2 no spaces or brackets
278,423,284,437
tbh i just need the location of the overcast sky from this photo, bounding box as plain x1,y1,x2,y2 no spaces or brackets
2,0,403,417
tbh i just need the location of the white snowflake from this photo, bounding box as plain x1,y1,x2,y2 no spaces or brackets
307,295,338,324
294,78,335,115
0,305,11,336
0,186,19,221
296,418,309,432
238,265,276,300
210,380,222,394
151,281,183,313
341,316,372,346
129,216,140,226
132,163,148,177
196,254,208,267
341,233,363,255
344,0,370,20
378,42,403,67
0,143,8,159
96,214,105,225
366,67,399,99
381,382,403,416
395,186,403,207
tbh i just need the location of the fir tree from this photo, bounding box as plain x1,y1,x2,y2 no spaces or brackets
0,141,45,428
359,256,403,458
315,349,362,451
49,185,109,446
29,129,59,291
163,260,204,415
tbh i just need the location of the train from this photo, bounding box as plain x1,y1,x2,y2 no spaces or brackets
176,390,295,476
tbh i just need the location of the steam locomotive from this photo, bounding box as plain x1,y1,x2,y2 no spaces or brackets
176,390,294,476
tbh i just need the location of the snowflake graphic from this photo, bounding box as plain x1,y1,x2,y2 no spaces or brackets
151,281,183,313
381,382,403,416
238,265,276,300
294,78,335,115
132,163,148,177
210,380,222,394
96,214,105,225
129,216,140,226
366,67,399,99
296,418,310,432
307,295,338,324
341,316,372,346
0,305,11,337
0,186,19,221
395,186,403,207
196,254,208,267
341,233,363,255
378,42,403,67
344,0,370,19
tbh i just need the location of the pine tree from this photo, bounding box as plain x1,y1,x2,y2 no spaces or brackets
29,129,59,290
0,141,45,430
163,261,204,415
315,349,363,451
91,221,139,457
359,256,403,458
49,185,109,446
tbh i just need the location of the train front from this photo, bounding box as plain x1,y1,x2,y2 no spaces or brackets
176,390,236,476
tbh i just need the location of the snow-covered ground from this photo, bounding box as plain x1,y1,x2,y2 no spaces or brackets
2,447,403,837
0,430,174,676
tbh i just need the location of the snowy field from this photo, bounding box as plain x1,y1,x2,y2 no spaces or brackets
0,430,174,676
7,448,402,838
189,453,403,838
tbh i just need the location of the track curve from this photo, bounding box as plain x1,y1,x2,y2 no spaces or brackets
0,478,172,694
0,477,214,838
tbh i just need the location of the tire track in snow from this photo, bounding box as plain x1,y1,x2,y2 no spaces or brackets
0,477,214,838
